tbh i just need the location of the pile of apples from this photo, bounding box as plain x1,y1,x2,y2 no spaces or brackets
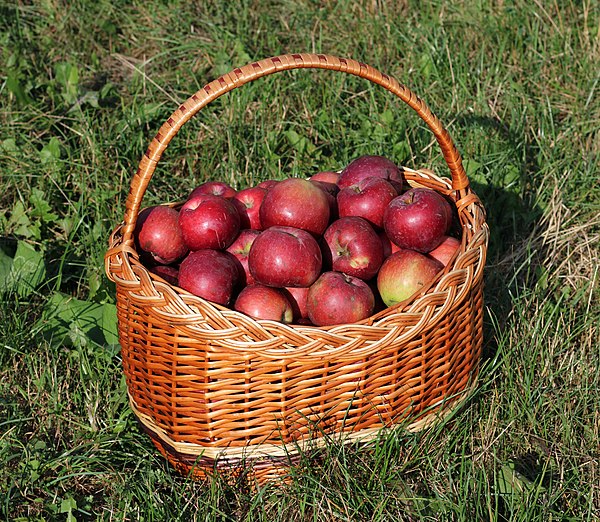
134,155,460,326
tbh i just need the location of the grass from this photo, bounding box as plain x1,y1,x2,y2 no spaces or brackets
1,0,599,519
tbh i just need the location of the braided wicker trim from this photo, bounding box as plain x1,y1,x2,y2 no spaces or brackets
106,170,488,361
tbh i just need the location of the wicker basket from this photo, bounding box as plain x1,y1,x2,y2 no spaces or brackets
105,53,489,485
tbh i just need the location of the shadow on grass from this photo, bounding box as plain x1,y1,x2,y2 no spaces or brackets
456,114,546,363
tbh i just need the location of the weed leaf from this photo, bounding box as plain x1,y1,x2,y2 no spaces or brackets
0,247,13,290
496,461,539,498
30,188,59,223
40,137,61,164
0,241,46,297
40,292,118,348
7,201,41,239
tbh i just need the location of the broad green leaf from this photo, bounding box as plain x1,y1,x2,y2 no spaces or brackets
40,137,61,164
0,246,13,292
392,140,411,165
496,461,541,498
6,72,32,105
0,241,46,297
379,109,394,126
60,497,77,513
29,188,59,223
1,137,17,152
504,163,521,190
88,270,102,300
233,39,251,67
40,292,119,348
74,90,99,109
59,216,77,237
7,200,41,239
285,129,314,154
102,298,119,345
54,62,79,105
464,159,487,186
419,53,435,81
33,440,47,451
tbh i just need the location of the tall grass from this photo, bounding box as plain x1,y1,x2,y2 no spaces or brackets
1,1,598,520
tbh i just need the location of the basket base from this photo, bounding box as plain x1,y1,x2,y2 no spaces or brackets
131,381,478,487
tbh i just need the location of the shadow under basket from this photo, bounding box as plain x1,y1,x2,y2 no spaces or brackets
104,53,489,486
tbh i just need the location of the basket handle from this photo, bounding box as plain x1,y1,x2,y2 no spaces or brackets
120,53,471,244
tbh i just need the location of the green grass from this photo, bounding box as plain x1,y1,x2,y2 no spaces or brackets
1,0,599,520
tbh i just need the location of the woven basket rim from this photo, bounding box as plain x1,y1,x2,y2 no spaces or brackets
106,167,488,360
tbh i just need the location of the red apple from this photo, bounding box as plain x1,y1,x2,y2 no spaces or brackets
323,217,383,280
383,188,453,253
310,179,339,221
256,179,279,190
310,179,339,197
234,284,293,323
248,226,322,288
283,286,310,321
378,231,401,259
306,271,375,326
337,176,398,229
232,186,267,230
179,193,241,251
309,171,340,184
189,181,236,199
226,228,262,285
427,235,460,266
135,205,188,264
337,155,403,189
178,249,239,305
259,178,330,235
377,249,443,307
148,264,179,286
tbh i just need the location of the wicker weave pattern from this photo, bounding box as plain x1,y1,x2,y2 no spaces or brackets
105,53,488,483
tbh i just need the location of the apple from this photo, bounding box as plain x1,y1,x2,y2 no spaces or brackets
306,271,375,326
427,235,460,266
259,178,330,235
337,155,403,189
337,176,398,229
366,277,387,315
256,179,279,190
234,284,294,323
310,179,339,221
283,286,310,321
309,171,340,184
248,226,322,288
383,188,453,253
323,216,383,280
178,249,239,305
378,230,401,259
189,181,236,199
443,196,457,233
148,264,179,286
226,228,262,286
310,179,339,198
134,205,188,264
232,186,267,230
377,249,443,307
179,193,241,251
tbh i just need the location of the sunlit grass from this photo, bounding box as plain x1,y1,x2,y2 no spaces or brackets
1,0,599,519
